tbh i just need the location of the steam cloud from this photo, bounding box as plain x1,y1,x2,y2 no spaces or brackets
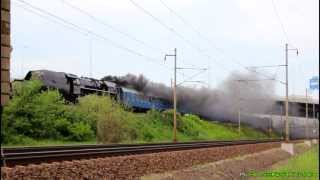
102,71,319,138
103,71,276,127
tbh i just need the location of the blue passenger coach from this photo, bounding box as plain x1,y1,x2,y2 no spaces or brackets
119,87,172,111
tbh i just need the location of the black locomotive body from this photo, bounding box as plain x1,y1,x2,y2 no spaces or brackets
24,70,172,111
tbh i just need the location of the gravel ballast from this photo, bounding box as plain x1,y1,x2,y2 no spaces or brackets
1,142,280,179
142,143,312,180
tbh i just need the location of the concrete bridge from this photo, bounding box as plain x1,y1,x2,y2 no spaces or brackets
272,96,319,119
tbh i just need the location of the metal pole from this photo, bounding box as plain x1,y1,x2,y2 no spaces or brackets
285,43,290,142
173,48,177,142
306,88,309,139
164,49,178,143
238,108,241,133
269,114,273,137
280,104,284,139
238,81,241,133
208,64,211,88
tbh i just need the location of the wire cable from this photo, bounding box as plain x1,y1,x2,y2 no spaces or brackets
271,0,292,45
59,0,163,54
129,0,228,71
59,0,203,73
159,0,286,85
178,69,208,86
14,0,186,77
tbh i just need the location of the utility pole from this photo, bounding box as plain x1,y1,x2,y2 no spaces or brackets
165,48,177,143
238,107,241,133
269,113,273,137
237,81,241,133
173,48,177,143
165,49,208,142
280,104,284,139
285,43,289,142
284,43,298,142
208,64,211,88
305,88,309,139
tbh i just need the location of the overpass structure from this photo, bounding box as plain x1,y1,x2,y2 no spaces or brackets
273,95,319,119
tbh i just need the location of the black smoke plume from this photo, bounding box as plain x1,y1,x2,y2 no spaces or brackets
102,71,275,123
101,71,319,138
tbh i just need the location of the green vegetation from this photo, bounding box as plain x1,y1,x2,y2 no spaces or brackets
1,80,275,146
3,140,97,148
1,80,96,145
257,145,319,180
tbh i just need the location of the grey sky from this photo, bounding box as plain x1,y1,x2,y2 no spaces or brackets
11,0,319,98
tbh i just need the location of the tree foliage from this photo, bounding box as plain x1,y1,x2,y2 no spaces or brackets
1,80,273,146
1,80,95,144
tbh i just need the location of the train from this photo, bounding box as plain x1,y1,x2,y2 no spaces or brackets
18,70,319,139
24,70,173,111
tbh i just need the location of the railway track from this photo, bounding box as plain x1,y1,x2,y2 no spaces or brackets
1,139,282,167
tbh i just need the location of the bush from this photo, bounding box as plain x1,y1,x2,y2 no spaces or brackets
68,122,94,141
93,96,138,143
4,135,38,146
1,80,96,144
158,109,182,127
1,80,273,145
179,114,202,137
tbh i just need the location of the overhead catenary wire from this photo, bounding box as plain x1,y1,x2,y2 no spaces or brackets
58,0,203,76
158,0,287,86
16,0,288,88
14,0,190,78
14,3,89,36
178,69,208,86
16,0,152,60
129,0,231,73
59,0,163,54
271,0,293,46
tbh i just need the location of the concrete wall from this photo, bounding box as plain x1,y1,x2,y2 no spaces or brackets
252,114,319,139
270,115,319,139
273,101,319,119
1,0,11,106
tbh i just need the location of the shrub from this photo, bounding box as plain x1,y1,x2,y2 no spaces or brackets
159,109,182,127
179,114,202,137
1,80,273,145
1,80,96,144
68,122,94,141
94,96,138,143
4,135,38,146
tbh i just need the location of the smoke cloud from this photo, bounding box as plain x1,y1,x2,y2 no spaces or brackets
101,71,319,138
103,71,275,126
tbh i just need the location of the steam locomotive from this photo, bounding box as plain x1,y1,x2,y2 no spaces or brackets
24,70,172,111
19,70,320,139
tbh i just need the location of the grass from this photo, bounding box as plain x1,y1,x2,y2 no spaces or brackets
115,110,276,144
254,145,319,180
2,115,275,147
1,82,278,147
2,139,97,148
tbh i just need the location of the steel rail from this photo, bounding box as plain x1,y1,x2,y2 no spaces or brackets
3,139,280,153
1,139,282,167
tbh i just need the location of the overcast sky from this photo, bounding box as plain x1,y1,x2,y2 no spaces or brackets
11,0,319,98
